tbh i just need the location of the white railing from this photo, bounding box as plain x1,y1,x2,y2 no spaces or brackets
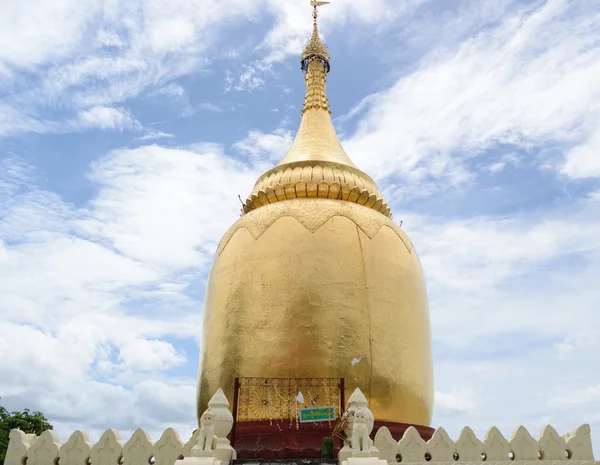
6,423,596,465
6,427,188,465
373,424,596,463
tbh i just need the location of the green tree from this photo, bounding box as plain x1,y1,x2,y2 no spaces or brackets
0,400,53,465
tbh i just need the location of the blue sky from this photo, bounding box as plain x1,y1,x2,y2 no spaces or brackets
1,0,600,454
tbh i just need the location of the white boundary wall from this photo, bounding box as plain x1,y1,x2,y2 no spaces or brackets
4,423,597,465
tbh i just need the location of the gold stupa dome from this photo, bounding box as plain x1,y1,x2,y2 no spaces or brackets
198,1,433,428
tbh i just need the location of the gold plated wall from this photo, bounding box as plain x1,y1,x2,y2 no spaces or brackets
198,199,434,426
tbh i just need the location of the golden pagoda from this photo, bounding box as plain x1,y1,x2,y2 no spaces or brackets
197,0,433,452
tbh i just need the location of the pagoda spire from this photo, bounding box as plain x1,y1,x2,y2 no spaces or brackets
273,0,356,167
300,1,331,114
241,0,392,219
302,2,331,72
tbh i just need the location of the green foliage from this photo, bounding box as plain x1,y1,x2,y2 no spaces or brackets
0,400,53,465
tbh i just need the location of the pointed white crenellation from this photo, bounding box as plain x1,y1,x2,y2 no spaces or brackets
398,426,429,463
59,430,92,465
90,428,124,465
483,426,511,461
427,427,456,462
5,429,37,465
510,425,539,461
539,425,568,461
154,428,184,465
456,426,484,462
27,430,62,465
123,428,154,465
367,423,597,463
6,422,600,465
565,424,595,460
374,427,399,464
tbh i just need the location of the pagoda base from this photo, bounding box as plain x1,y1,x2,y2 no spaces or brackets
232,420,435,459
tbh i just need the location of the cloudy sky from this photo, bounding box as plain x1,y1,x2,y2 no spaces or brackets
1,0,599,455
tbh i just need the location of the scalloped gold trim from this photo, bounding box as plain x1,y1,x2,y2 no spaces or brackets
243,161,392,218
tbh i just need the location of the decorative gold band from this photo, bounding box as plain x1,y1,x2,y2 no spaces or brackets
242,161,392,218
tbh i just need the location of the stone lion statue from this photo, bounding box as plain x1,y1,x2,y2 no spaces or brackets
351,407,370,453
197,410,216,452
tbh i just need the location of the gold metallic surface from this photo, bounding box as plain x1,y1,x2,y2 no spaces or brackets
198,200,434,426
235,377,341,422
198,1,434,428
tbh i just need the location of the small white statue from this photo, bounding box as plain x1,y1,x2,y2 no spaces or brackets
344,388,374,438
177,389,236,465
338,388,380,462
197,410,215,452
351,408,371,453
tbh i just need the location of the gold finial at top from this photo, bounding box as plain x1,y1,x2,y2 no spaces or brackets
311,0,330,14
302,0,331,72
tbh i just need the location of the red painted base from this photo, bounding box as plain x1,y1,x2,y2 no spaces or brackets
232,420,435,459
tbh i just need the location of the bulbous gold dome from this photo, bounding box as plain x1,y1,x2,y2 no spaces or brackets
198,200,433,425
197,5,433,427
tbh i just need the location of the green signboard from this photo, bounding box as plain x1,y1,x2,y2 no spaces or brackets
299,406,336,423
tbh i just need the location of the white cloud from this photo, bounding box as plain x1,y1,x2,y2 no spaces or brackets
233,128,293,163
79,144,258,269
484,153,520,174
198,103,222,113
342,0,600,186
0,0,99,70
435,389,477,417
399,197,600,355
553,385,600,406
486,161,507,174
146,19,196,54
562,132,600,179
96,30,124,48
0,142,259,435
0,104,141,135
411,214,600,295
137,131,175,141
77,106,141,131
119,339,186,371
555,330,600,357
0,0,262,135
0,103,56,135
154,83,187,99
226,0,426,91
